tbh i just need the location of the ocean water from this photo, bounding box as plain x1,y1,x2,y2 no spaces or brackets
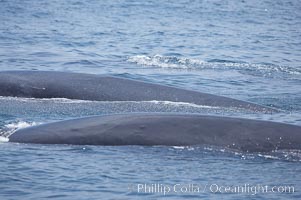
0,0,301,199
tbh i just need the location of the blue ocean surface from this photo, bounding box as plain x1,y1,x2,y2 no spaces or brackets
0,0,301,199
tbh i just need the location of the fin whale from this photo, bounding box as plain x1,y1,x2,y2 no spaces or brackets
0,71,277,112
9,114,301,152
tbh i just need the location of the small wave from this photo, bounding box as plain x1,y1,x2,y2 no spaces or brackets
0,121,39,138
127,55,301,76
168,145,301,162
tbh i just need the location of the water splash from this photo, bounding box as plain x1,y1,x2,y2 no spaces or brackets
127,55,301,76
0,136,9,142
0,121,38,138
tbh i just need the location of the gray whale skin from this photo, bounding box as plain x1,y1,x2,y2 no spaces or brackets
9,114,301,152
0,71,277,112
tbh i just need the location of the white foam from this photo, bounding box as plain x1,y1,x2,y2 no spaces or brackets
0,96,93,103
257,153,280,160
127,54,204,69
147,100,219,109
172,146,186,149
5,121,36,130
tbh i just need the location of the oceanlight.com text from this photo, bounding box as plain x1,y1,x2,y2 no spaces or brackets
128,183,295,196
